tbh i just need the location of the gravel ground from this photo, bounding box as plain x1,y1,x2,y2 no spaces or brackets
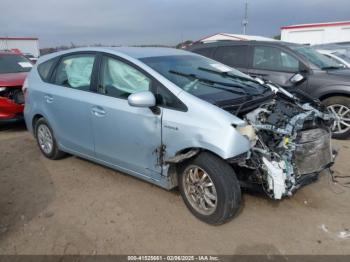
0,123,349,255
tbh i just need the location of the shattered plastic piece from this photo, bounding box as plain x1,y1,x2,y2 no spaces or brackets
165,149,200,163
338,231,350,239
262,157,286,199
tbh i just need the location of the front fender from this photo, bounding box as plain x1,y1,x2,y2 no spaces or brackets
317,85,350,100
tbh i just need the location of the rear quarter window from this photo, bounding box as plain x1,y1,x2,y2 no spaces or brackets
37,57,59,82
191,47,214,58
213,45,248,68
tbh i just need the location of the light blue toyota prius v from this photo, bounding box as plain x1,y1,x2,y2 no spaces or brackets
24,47,335,224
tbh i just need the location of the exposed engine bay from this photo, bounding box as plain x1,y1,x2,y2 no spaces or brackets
235,85,335,200
0,87,25,105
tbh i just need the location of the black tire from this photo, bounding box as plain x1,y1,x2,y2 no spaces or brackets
322,96,350,139
178,152,241,225
35,118,65,160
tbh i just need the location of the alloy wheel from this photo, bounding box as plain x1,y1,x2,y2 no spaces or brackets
37,124,54,154
182,165,217,216
328,104,350,135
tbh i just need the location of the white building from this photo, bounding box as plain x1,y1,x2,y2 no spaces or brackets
0,37,40,57
281,21,350,45
196,33,275,43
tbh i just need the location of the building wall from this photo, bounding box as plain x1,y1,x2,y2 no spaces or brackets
0,39,40,57
281,24,350,45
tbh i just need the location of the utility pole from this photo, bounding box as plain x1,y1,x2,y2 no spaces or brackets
242,0,248,35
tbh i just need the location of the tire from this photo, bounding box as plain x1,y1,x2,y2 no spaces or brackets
35,118,65,160
322,96,350,139
178,152,241,225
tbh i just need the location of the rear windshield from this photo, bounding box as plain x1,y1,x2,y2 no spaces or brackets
0,54,33,74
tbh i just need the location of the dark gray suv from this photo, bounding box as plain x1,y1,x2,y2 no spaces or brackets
188,40,350,139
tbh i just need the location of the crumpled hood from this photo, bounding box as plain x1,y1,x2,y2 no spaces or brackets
0,72,27,87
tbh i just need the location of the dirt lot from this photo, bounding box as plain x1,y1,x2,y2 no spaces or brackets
0,123,349,255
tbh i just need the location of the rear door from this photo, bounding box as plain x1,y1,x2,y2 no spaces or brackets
42,52,97,156
248,45,301,87
212,45,249,74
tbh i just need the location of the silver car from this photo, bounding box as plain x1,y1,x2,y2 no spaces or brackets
24,47,335,224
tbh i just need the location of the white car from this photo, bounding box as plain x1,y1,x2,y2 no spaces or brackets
316,49,350,68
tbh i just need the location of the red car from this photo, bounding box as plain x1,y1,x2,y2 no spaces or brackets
0,51,33,123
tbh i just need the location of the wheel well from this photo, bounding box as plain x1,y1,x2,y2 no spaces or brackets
166,147,226,189
32,114,44,134
319,93,350,101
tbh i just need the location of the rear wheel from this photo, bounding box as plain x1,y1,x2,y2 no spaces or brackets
178,152,241,225
35,118,65,159
323,96,350,139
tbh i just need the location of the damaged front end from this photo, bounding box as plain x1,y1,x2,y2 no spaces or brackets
234,87,336,200
0,86,25,120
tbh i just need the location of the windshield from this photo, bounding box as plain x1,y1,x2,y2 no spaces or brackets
141,55,267,98
334,52,350,64
290,45,342,70
0,54,33,74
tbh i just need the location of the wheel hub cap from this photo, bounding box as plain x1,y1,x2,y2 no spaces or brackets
328,104,350,135
37,124,53,154
183,165,217,216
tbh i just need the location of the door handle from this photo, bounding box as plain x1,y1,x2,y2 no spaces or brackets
44,94,53,103
91,106,106,117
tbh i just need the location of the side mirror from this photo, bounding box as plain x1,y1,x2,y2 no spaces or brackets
290,73,305,85
128,91,156,108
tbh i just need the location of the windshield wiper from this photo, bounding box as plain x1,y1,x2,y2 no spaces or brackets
169,70,248,96
198,67,256,83
321,66,343,70
197,67,269,94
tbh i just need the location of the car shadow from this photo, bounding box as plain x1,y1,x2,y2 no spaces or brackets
0,121,27,132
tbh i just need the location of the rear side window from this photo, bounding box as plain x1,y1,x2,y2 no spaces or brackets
213,45,247,68
252,46,299,72
192,47,214,58
53,54,95,91
37,57,58,82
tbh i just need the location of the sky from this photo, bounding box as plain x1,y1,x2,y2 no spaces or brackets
1,0,350,48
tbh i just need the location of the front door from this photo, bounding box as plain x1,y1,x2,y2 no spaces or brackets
91,54,162,180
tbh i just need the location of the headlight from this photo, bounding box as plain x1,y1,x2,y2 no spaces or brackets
0,87,7,92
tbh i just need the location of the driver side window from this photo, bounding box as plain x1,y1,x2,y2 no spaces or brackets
98,56,151,99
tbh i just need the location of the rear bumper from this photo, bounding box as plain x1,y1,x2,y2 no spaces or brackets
0,113,24,123
0,97,24,122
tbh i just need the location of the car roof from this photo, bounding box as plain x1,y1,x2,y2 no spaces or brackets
188,40,299,49
106,47,191,58
0,51,20,55
42,46,192,60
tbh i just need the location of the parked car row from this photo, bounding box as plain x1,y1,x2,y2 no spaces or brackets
187,40,350,138
23,46,336,224
0,51,33,123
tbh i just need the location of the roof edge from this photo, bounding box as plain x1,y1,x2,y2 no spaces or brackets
0,37,38,40
281,21,350,30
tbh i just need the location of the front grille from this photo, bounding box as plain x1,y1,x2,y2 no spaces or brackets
294,128,332,175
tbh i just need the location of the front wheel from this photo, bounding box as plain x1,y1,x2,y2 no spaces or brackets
323,96,350,139
178,152,241,225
